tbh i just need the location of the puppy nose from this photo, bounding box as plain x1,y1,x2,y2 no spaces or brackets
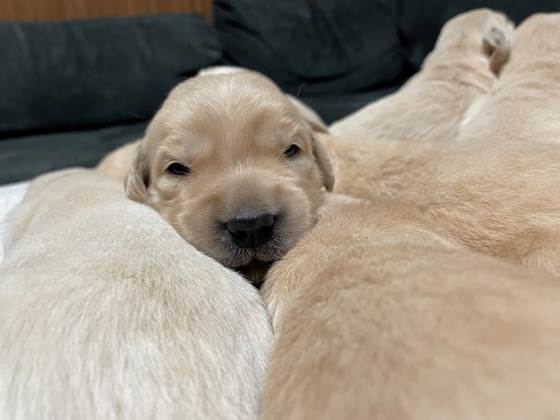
225,214,276,248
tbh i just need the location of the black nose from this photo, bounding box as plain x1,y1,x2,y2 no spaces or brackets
225,214,276,248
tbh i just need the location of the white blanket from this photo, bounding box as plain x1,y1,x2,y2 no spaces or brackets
0,181,29,262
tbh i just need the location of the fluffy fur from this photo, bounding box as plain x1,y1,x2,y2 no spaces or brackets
261,195,560,420
0,169,272,420
261,9,560,419
321,10,560,276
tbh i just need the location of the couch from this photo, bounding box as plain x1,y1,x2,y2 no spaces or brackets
1,0,559,185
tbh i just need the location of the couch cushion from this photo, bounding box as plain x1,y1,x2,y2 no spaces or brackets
0,14,221,135
398,0,560,71
300,86,400,125
215,0,403,96
0,122,147,184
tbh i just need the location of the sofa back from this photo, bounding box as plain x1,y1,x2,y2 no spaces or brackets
0,14,221,136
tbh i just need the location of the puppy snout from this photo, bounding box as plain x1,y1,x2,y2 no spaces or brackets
225,213,276,248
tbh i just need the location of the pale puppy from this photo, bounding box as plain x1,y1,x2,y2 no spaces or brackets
261,194,560,420
0,169,272,420
321,10,560,276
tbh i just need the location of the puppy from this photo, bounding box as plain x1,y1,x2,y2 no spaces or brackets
329,9,513,144
121,71,333,285
0,169,272,420
318,11,560,276
260,194,560,420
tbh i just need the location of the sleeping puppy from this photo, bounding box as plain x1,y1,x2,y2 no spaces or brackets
261,195,560,419
0,169,272,420
102,71,333,285
317,11,560,276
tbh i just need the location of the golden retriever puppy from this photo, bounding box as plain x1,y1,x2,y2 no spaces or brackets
0,169,272,420
329,9,513,144
317,11,560,276
261,195,560,420
123,71,333,285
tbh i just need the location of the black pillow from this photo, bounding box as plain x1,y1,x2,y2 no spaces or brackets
0,14,221,135
215,0,404,96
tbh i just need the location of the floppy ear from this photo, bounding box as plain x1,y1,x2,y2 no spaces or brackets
287,95,328,133
124,143,151,203
311,134,335,191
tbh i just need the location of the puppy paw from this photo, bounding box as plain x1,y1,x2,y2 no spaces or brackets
483,26,512,76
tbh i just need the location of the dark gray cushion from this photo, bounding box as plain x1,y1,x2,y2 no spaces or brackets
0,14,221,135
215,0,403,96
0,122,147,184
300,86,400,125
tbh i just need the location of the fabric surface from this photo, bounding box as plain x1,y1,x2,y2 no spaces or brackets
0,181,29,263
300,85,400,125
0,122,147,184
215,0,404,96
0,14,221,135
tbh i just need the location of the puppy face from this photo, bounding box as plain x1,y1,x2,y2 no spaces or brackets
126,72,333,278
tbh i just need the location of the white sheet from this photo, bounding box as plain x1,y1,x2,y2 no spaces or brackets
0,181,29,263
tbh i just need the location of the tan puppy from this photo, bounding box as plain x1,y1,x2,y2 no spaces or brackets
330,9,513,144
261,195,560,420
319,11,560,276
0,169,272,420
121,71,332,285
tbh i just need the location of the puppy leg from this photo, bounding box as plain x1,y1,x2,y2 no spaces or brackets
458,13,560,145
482,26,511,76
330,9,514,144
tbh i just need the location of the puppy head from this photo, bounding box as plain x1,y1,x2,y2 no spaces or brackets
126,71,333,276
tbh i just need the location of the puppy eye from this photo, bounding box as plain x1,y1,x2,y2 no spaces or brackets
283,144,301,159
166,163,191,176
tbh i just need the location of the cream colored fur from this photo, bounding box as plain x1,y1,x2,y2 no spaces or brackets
261,9,560,419
0,169,272,420
321,11,560,276
261,195,560,420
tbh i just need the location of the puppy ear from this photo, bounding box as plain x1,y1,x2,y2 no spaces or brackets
124,143,151,203
311,134,335,191
287,95,328,133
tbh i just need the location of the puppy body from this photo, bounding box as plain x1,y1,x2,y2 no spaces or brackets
322,131,560,275
261,195,560,420
0,169,272,420
320,11,560,276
